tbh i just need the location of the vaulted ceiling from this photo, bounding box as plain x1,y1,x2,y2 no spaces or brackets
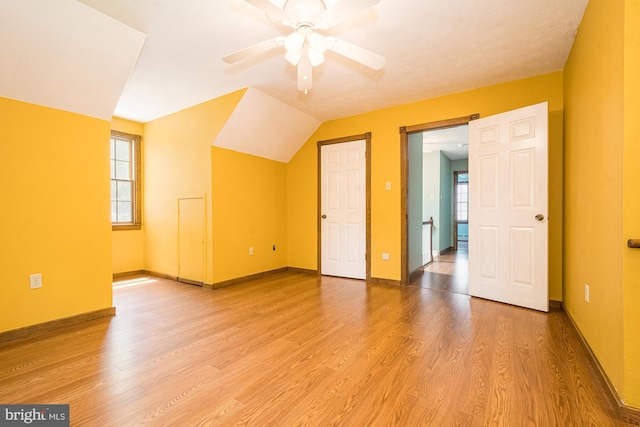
0,0,588,161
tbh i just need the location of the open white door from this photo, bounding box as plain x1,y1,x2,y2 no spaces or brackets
321,140,366,279
469,102,548,312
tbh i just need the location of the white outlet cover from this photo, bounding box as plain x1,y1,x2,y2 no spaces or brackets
30,273,42,289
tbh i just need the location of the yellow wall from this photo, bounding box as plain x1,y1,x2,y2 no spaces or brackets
110,117,145,274
143,90,245,284
212,147,288,282
286,132,320,272
622,0,640,408
287,73,564,299
0,97,113,332
563,0,640,407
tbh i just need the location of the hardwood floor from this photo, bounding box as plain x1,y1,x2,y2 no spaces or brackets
0,272,628,426
413,243,469,295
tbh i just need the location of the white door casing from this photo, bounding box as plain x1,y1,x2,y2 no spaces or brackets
469,102,548,312
321,140,366,279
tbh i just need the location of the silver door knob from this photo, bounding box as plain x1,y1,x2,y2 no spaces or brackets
535,214,545,222
321,215,327,219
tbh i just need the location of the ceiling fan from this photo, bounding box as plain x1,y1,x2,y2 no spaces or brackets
223,0,386,94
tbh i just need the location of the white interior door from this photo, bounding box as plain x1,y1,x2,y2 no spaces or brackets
321,140,366,279
469,102,548,312
178,197,205,284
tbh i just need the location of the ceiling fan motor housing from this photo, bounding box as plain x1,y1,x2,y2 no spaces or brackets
282,0,328,28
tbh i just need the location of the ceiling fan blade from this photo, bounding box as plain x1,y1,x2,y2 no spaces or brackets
322,0,379,26
243,0,288,22
326,37,386,70
223,37,285,64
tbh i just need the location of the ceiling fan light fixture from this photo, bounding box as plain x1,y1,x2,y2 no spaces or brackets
285,48,303,65
307,48,325,66
285,31,305,53
307,32,328,53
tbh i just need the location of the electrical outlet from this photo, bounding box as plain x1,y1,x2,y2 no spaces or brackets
249,247,254,256
382,253,390,260
585,284,590,302
30,273,42,289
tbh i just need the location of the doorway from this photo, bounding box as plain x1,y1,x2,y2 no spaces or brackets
410,125,471,295
317,133,371,281
400,114,478,286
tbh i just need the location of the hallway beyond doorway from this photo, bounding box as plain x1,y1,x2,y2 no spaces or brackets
410,243,468,295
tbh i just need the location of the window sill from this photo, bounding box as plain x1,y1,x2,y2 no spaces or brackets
112,224,142,231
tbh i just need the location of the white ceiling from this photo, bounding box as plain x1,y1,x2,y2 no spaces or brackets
423,125,469,161
0,0,588,124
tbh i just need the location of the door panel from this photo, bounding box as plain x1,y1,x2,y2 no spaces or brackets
469,102,548,312
511,149,534,207
510,226,534,285
479,226,499,279
178,197,204,284
480,155,499,208
321,140,366,279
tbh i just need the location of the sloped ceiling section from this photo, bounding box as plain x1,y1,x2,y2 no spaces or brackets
0,0,146,121
214,88,321,163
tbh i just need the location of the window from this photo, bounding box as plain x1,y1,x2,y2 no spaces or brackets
456,180,468,221
454,171,469,246
111,131,141,230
